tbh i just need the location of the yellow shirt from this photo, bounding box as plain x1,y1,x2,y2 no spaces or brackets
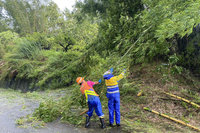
105,72,124,86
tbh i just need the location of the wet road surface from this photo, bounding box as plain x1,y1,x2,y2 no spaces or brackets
0,89,125,133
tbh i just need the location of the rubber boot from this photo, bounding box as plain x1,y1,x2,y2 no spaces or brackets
116,123,121,127
85,116,90,128
109,123,114,127
99,118,106,129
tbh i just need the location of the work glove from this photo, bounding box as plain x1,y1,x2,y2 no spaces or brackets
123,68,126,73
121,69,126,76
110,68,113,73
98,79,102,83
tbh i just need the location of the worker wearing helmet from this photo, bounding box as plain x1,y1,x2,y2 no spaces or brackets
103,68,125,127
76,77,106,129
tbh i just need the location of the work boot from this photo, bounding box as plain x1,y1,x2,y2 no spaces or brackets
85,116,90,128
109,123,114,127
99,118,106,129
116,123,121,127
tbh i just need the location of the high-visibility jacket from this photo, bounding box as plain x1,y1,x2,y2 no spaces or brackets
104,72,124,93
80,80,99,102
103,72,124,124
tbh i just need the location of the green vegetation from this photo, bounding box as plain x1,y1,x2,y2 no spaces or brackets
0,0,199,132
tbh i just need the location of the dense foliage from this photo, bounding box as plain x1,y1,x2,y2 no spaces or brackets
0,0,199,129
77,0,200,72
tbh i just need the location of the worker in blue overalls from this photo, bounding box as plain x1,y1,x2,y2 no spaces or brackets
103,68,125,127
76,77,106,129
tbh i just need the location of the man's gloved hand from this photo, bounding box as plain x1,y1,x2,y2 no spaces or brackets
123,68,126,73
98,79,102,83
121,68,126,76
110,68,113,73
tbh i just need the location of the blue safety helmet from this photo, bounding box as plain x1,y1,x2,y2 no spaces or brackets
103,74,114,80
103,68,114,80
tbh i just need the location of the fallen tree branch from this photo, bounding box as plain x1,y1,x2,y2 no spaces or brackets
144,107,200,132
163,92,200,109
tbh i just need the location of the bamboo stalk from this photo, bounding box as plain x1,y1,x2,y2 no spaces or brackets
137,90,143,96
144,107,200,132
163,92,200,108
80,27,152,116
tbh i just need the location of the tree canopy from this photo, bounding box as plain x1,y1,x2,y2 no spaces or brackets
0,0,199,89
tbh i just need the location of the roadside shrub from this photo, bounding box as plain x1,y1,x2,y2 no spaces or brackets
0,31,19,52
33,86,84,124
15,39,42,60
37,50,84,89
33,99,61,122
26,32,54,50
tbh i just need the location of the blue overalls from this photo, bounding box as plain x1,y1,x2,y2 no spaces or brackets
103,73,124,125
80,81,104,118
86,89,104,118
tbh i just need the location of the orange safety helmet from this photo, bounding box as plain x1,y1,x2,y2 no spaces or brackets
76,77,84,84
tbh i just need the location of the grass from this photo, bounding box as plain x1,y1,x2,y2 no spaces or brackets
27,63,199,132
115,63,200,132
1,62,200,132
